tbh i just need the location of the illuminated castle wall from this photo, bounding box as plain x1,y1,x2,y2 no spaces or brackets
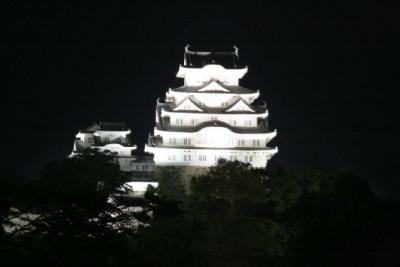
145,46,278,168
70,121,139,170
70,121,157,195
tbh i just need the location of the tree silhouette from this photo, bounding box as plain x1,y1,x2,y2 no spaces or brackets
2,158,400,266
1,152,134,265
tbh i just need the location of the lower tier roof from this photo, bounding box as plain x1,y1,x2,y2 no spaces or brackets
156,120,271,134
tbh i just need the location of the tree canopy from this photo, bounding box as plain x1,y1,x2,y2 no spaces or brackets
0,152,134,265
1,158,400,266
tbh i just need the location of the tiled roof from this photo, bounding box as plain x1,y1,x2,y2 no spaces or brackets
81,121,127,133
171,81,256,94
156,119,272,134
159,97,267,114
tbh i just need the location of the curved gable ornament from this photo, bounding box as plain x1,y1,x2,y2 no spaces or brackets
225,99,255,112
173,97,204,112
198,81,230,92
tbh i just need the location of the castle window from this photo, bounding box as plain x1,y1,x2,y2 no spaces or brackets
169,138,176,145
184,138,191,145
253,140,260,146
199,155,206,161
176,118,183,125
245,156,253,162
237,140,245,146
244,120,252,127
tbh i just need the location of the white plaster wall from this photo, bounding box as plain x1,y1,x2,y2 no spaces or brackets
94,130,130,143
145,146,278,168
167,113,258,128
153,127,277,148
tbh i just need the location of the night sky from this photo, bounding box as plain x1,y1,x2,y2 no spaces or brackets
2,2,400,198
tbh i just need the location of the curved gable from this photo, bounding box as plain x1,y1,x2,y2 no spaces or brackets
173,98,203,112
198,81,230,92
225,99,255,112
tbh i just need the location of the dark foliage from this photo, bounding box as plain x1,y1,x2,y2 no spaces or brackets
0,152,134,266
1,159,400,266
135,161,400,266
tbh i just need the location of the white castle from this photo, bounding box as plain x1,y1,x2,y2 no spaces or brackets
70,121,157,195
145,45,278,168
70,121,138,171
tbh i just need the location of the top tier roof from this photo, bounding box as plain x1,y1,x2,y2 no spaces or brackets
183,45,244,69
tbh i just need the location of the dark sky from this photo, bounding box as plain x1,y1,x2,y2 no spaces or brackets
2,2,400,198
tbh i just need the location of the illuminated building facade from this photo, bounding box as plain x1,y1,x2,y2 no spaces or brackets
145,46,278,168
70,121,157,195
70,121,140,171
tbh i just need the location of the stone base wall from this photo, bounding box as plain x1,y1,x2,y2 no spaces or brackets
154,166,209,199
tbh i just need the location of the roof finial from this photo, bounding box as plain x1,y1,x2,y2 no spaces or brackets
185,44,191,52
233,45,239,56
184,44,191,66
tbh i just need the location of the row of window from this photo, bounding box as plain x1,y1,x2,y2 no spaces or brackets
175,118,199,125
168,138,262,147
174,118,254,127
167,154,177,160
170,154,207,161
237,140,261,147
83,136,125,144
166,154,253,162
244,120,252,126
245,156,253,162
